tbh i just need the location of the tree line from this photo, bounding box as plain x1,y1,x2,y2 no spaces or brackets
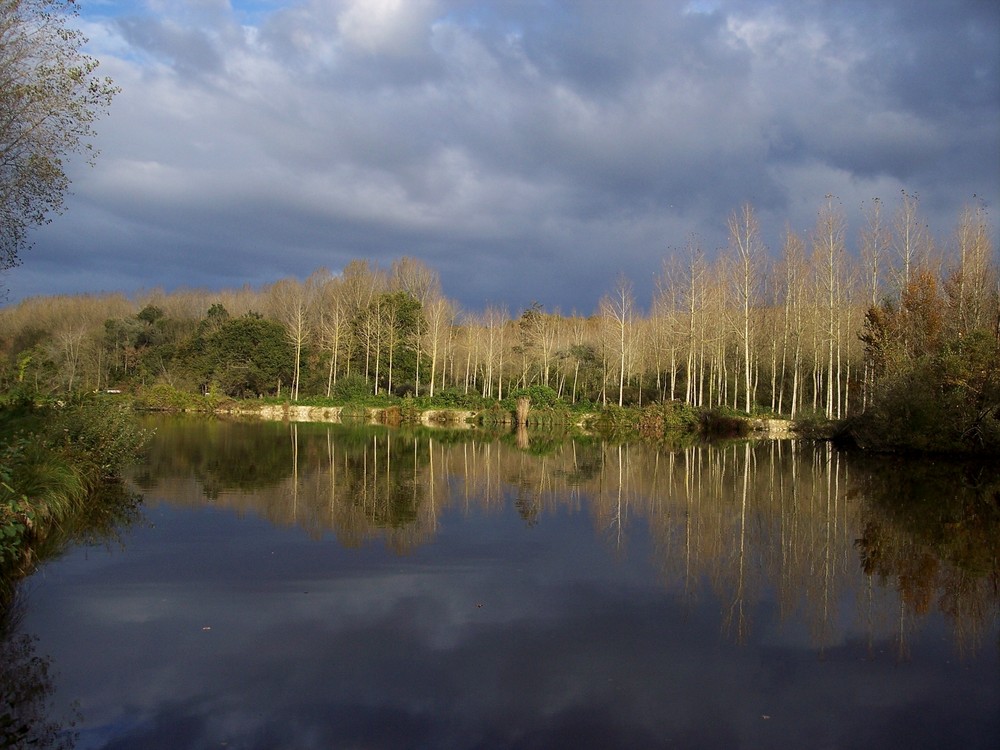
1,194,997,438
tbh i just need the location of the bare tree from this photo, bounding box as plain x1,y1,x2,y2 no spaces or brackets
480,306,509,399
947,202,996,336
892,190,931,294
728,204,764,413
267,277,314,401
340,259,386,379
679,243,707,406
423,296,455,397
315,270,349,396
600,274,635,407
813,197,846,419
779,228,808,418
653,260,686,401
860,197,889,309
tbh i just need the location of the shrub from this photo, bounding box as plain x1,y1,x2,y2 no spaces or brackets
330,375,373,403
849,331,1000,455
504,385,561,409
53,398,150,482
589,405,641,438
637,401,700,438
135,383,203,411
432,388,489,410
793,411,839,440
1,397,147,567
477,402,512,426
699,407,750,439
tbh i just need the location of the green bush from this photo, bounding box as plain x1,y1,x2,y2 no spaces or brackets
849,330,1000,455
504,385,561,409
699,407,751,439
589,405,641,438
636,401,700,438
330,374,374,403
135,383,208,411
1,397,147,567
53,398,150,482
792,410,838,439
477,402,513,426
431,387,489,410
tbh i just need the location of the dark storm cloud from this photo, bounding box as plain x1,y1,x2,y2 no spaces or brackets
3,0,997,311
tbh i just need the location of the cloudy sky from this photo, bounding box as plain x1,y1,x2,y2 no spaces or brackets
4,0,998,313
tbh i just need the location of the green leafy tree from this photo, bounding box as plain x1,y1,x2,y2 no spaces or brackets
855,271,1000,454
0,0,119,269
377,290,422,394
205,314,293,398
935,330,1000,450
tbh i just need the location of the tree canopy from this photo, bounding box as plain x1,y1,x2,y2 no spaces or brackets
0,0,118,270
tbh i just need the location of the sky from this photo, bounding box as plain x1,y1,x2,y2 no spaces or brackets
3,0,998,314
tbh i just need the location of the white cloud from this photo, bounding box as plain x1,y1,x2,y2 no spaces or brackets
337,0,437,54
5,0,996,311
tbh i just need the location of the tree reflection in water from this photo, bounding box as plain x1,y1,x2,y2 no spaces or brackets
1,479,142,749
134,417,999,656
0,599,80,749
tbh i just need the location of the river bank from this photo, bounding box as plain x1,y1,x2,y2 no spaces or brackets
212,400,799,439
0,397,146,577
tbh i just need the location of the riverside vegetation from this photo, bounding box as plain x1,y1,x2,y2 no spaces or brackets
0,395,146,581
0,196,998,574
1,196,997,451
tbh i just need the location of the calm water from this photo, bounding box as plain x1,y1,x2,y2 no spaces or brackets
2,415,998,749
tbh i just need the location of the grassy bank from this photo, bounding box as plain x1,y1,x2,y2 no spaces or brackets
131,381,796,443
0,396,147,574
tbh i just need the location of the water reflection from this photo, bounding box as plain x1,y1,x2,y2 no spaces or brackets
135,416,999,656
1,593,81,750
1,481,140,750
3,416,997,749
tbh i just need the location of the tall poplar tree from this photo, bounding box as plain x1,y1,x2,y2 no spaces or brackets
728,204,763,414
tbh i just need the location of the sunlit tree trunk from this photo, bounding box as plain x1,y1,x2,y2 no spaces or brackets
813,196,846,419
267,277,313,401
598,274,635,407
948,203,996,337
424,297,455,398
728,204,764,414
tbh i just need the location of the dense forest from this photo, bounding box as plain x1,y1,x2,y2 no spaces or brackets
1,195,998,452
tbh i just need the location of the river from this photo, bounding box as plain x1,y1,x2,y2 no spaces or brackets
2,414,998,749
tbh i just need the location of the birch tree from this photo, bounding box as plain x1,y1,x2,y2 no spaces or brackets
340,260,385,378
779,228,807,417
316,272,348,396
